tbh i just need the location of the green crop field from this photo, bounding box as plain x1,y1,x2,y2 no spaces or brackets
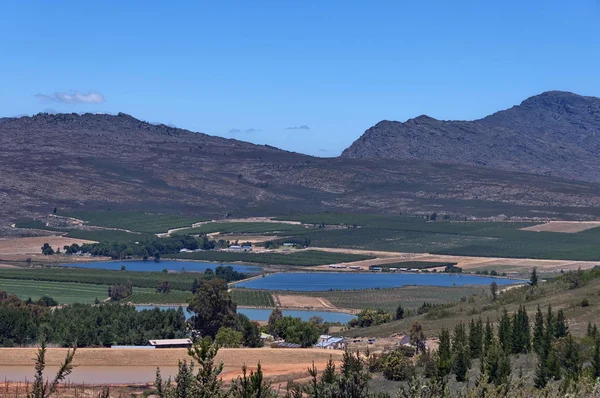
231,289,275,307
126,289,193,304
0,279,109,304
231,286,486,312
0,267,199,291
167,250,373,266
66,229,151,242
308,285,488,312
272,214,600,261
174,222,310,235
63,210,208,234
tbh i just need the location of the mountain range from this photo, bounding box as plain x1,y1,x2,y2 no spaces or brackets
1,91,600,227
343,91,600,183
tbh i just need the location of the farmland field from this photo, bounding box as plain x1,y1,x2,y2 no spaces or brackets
231,289,275,307
174,222,310,235
0,267,201,291
126,289,192,304
273,214,600,261
63,210,208,234
66,229,151,242
232,285,488,312
0,279,108,304
167,250,373,266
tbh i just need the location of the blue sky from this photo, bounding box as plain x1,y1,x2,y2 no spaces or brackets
2,1,599,156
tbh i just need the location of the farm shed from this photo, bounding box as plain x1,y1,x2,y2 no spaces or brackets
148,338,193,348
275,341,302,348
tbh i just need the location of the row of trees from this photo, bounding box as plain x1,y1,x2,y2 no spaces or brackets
0,291,188,347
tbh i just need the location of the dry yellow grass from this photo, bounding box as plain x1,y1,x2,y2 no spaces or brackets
0,236,95,255
0,347,343,368
521,221,600,233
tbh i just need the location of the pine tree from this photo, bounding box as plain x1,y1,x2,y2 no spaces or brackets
547,348,561,381
554,309,568,339
498,309,512,353
533,305,544,355
530,267,538,286
469,318,483,359
561,334,581,381
437,328,452,376
511,305,530,354
587,321,594,338
545,304,555,339
490,281,498,301
483,317,494,356
592,338,600,379
483,337,511,386
452,322,471,382
395,304,404,320
321,356,337,385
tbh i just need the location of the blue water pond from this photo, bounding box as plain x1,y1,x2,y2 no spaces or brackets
235,272,523,291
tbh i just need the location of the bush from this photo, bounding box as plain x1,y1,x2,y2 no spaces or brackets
582,298,590,307
381,349,416,381
397,345,416,357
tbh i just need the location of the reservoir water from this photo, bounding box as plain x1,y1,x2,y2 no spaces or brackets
135,305,355,324
59,260,260,273
235,272,523,291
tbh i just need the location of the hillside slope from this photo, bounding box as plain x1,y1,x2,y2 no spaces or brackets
342,91,600,183
2,112,600,227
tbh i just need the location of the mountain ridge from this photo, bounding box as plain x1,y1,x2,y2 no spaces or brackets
342,91,600,183
3,92,600,226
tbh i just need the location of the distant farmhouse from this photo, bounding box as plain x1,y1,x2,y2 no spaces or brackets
315,335,347,350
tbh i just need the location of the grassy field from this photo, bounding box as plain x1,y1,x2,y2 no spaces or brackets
351,268,600,338
231,286,486,312
274,214,600,261
167,250,373,266
174,222,310,235
63,210,208,234
231,289,275,307
0,279,108,304
0,267,199,291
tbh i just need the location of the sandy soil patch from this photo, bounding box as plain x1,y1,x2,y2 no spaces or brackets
522,221,600,233
277,295,334,309
0,236,95,256
0,347,343,368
